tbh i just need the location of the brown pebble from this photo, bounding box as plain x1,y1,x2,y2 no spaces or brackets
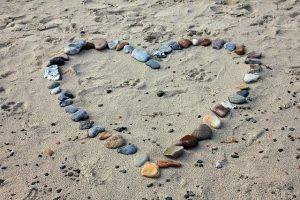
116,41,129,51
191,124,213,140
99,131,112,140
235,45,246,55
176,135,198,148
157,160,182,168
200,38,211,46
95,38,108,50
211,104,229,118
44,148,54,156
83,42,95,50
105,135,125,149
236,83,250,90
178,39,192,48
247,51,262,59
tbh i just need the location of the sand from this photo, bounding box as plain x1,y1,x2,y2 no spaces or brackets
0,0,299,199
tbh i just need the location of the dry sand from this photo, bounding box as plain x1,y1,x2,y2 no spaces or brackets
0,0,299,199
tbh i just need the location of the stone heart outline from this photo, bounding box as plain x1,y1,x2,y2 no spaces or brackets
44,37,263,177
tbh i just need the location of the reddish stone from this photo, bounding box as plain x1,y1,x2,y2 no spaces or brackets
178,39,192,48
116,41,129,51
235,45,246,55
200,38,211,46
211,104,229,118
176,135,198,148
157,160,182,168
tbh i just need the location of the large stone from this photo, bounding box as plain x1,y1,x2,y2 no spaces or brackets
105,135,125,149
117,144,138,155
191,124,213,140
244,73,260,83
211,104,229,118
131,48,150,62
64,40,87,55
95,39,108,50
164,145,184,158
203,115,222,129
44,65,60,81
176,135,198,148
71,110,89,122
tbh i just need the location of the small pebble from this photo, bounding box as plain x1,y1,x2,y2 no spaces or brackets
146,59,160,69
157,160,182,168
59,99,73,107
99,131,112,140
71,110,89,122
192,38,200,46
228,94,247,104
123,45,134,53
178,39,192,48
105,135,126,149
135,154,149,167
211,104,229,118
164,145,184,158
65,105,78,113
117,144,138,155
131,48,150,62
244,73,260,83
224,42,236,51
141,162,160,178
212,38,225,49
108,39,120,49
79,120,94,130
48,82,60,89
44,148,54,156
200,38,211,46
234,45,246,55
176,135,198,148
157,90,165,97
51,87,61,95
236,90,249,97
64,40,87,55
116,41,129,51
44,65,60,81
191,124,213,140
202,114,222,129
94,38,108,50
88,126,105,138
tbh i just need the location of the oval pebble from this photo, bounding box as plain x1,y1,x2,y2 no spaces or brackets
158,43,173,54
212,38,225,49
135,154,149,167
200,38,211,46
203,114,222,129
105,135,125,149
228,94,247,104
224,42,236,51
65,105,78,113
176,135,198,148
211,104,229,118
141,162,160,178
48,82,60,89
79,120,94,130
178,39,192,48
123,44,134,54
108,39,120,49
99,131,112,140
58,91,74,101
192,38,200,46
116,41,129,51
88,126,105,138
71,109,89,122
146,59,160,69
131,48,150,62
221,100,236,110
95,39,108,50
244,73,260,83
117,144,138,155
59,99,73,107
50,87,61,95
235,45,246,55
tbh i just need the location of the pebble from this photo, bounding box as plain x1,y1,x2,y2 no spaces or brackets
157,160,182,168
215,161,224,169
58,91,74,101
105,135,125,149
94,39,108,50
131,48,150,62
245,58,262,65
83,42,95,50
47,56,68,67
123,44,134,54
117,144,138,155
141,162,160,178
50,87,61,95
221,100,236,109
146,59,160,69
88,126,105,138
99,131,112,140
157,90,165,97
116,41,129,51
115,126,127,132
228,94,247,104
48,82,60,89
236,83,249,90
59,99,73,107
176,135,198,148
71,110,89,122
244,73,260,83
247,51,262,59
44,65,60,81
191,124,213,140
192,38,200,46
65,105,78,113
135,154,149,167
44,148,54,156
202,114,222,129
153,50,167,58
212,38,225,49
164,145,184,158
224,42,236,51
64,40,87,55
211,104,229,118
178,39,192,48
168,41,182,50
234,45,246,55
79,120,94,130
200,38,211,46
108,39,120,49
248,65,262,74
158,43,173,54
236,90,249,97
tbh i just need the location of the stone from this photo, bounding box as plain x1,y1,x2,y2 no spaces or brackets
58,91,74,101
131,48,150,62
192,38,200,46
83,42,95,50
105,135,125,149
108,39,120,49
164,145,184,158
157,160,182,168
168,41,182,50
228,94,247,104
88,126,105,138
44,148,54,156
114,126,127,132
48,82,60,89
153,50,167,58
236,83,249,90
64,40,87,55
135,154,149,167
191,124,213,140
234,45,246,55
244,73,260,83
245,58,262,65
158,43,173,54
71,110,89,122
248,65,262,74
236,90,249,97
212,38,225,49
221,100,236,109
50,87,61,94
99,131,112,140
178,39,192,48
65,105,78,113
211,104,229,118
224,42,236,51
156,90,165,97
47,56,68,67
59,99,73,107
176,135,198,148
116,41,129,51
141,162,160,178
117,144,138,155
79,120,94,130
247,51,262,59
146,59,160,69
44,65,60,81
123,44,134,54
203,115,222,129
95,39,108,50
200,38,211,46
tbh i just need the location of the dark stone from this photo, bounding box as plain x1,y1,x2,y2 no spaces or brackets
79,120,94,130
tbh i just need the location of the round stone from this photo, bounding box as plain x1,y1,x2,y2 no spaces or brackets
105,135,125,149
228,94,247,104
131,48,150,62
212,38,225,49
203,115,222,129
235,45,246,55
176,135,198,148
71,110,89,122
178,39,192,48
117,144,138,155
164,145,184,158
50,87,61,95
191,124,213,140
141,162,160,178
224,42,236,51
95,39,108,50
200,38,211,46
146,59,160,69
99,131,112,140
44,148,54,156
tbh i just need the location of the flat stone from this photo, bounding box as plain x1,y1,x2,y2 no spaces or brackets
48,82,60,89
234,45,246,55
164,145,184,158
65,105,78,113
244,73,260,83
178,39,192,48
236,90,249,97
47,56,68,67
221,100,236,109
108,39,120,49
64,40,87,55
131,48,150,62
123,44,134,53
116,41,129,51
141,162,160,178
203,115,222,129
157,160,182,168
168,41,182,50
146,59,160,69
99,131,112,140
192,38,200,46
158,43,173,54
59,99,73,107
191,124,213,140
95,39,108,50
50,87,61,95
248,65,263,74
176,135,198,148
236,83,250,90
212,38,225,49
228,94,247,104
117,144,138,155
245,58,262,65
211,104,229,118
135,154,149,167
224,42,236,51
79,120,94,130
247,51,262,59
88,126,105,138
58,91,74,101
105,135,125,149
71,110,89,122
153,50,167,58
200,38,211,46
44,65,60,81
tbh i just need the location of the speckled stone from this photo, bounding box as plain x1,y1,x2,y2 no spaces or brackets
212,38,225,49
105,135,125,149
71,110,89,122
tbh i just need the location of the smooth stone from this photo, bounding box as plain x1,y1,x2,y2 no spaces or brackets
116,41,129,51
48,82,60,89
224,42,236,51
200,38,211,46
236,83,250,90
164,145,184,158
157,160,182,168
131,48,150,62
58,91,74,101
44,148,54,156
141,162,160,178
108,39,120,49
146,59,160,69
153,50,167,58
178,39,192,48
158,43,173,54
228,94,247,104
99,131,112,140
211,104,229,118
247,51,262,59
105,135,125,149
117,144,138,155
71,110,89,122
95,39,108,50
83,42,95,50
203,115,222,129
192,38,200,46
191,124,213,140
176,135,198,148
50,87,61,95
59,99,73,107
245,58,262,65
212,38,225,49
65,105,78,113
47,56,68,67
236,90,249,97
44,65,60,81
64,40,87,55
244,73,260,83
88,126,105,138
234,45,246,55
248,65,263,74
135,154,149,167
123,44,134,54
221,100,236,109
79,120,94,130
168,41,182,50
